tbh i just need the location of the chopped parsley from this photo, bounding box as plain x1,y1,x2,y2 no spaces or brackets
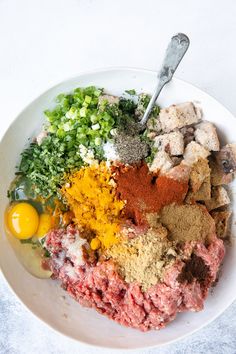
136,93,160,117
20,238,35,244
44,249,51,258
118,98,137,115
125,89,136,95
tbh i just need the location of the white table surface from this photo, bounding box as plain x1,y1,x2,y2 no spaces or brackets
1,0,236,353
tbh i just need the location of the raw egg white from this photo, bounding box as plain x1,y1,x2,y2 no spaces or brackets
7,202,39,239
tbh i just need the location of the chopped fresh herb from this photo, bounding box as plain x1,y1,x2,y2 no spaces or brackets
20,237,48,253
139,93,150,109
152,105,160,116
118,98,137,115
40,237,46,245
146,146,158,164
44,249,51,258
141,130,158,164
19,137,82,198
20,238,39,246
125,89,136,96
20,238,34,244
136,93,160,118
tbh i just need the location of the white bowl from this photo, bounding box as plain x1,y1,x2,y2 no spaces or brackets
0,68,236,350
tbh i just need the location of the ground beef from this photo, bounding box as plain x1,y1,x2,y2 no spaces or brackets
45,227,225,331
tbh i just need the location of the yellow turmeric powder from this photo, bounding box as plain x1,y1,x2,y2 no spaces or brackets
61,162,125,248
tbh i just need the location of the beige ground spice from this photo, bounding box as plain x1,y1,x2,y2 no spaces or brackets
160,204,215,243
105,225,178,291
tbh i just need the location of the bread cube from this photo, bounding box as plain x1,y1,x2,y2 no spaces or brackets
154,131,184,156
159,102,201,133
184,142,210,166
149,151,173,173
194,121,220,151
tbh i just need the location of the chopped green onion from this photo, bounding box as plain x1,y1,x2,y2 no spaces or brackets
91,123,100,130
80,107,87,117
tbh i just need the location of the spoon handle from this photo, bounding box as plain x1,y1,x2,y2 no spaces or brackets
140,33,190,126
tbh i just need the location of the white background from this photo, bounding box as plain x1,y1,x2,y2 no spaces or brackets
0,0,236,353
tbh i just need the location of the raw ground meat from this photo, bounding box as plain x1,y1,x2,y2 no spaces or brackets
45,227,225,331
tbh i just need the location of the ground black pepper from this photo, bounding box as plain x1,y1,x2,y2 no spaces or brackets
114,133,149,165
113,118,149,165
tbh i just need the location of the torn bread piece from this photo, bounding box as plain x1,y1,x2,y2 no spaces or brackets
98,94,119,106
205,186,230,211
186,176,211,203
216,143,236,174
165,163,191,182
194,122,220,151
209,157,234,186
189,158,211,193
149,151,173,173
194,176,211,201
171,156,183,167
36,130,48,145
184,142,210,166
211,210,232,239
154,131,184,156
180,126,195,146
159,102,202,133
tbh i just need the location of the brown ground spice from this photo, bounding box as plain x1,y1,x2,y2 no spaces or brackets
160,204,215,243
177,254,210,284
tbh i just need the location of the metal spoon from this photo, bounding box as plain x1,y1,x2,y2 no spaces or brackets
140,33,190,127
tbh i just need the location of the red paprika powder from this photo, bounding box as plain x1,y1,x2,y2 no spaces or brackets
114,162,188,225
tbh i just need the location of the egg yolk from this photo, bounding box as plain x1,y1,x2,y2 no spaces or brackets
7,203,39,239
35,213,52,238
